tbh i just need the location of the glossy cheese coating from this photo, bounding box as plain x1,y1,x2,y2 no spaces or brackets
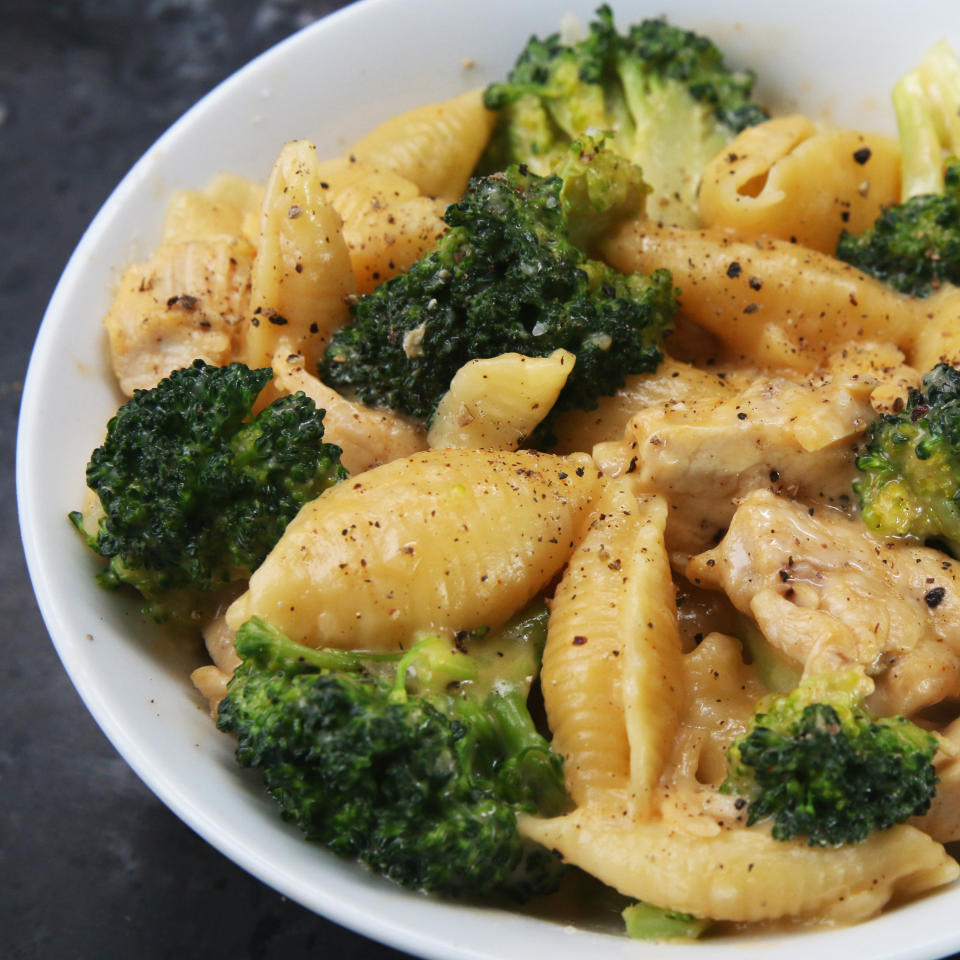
226,448,601,649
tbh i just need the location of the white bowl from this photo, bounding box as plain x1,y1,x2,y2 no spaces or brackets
17,1,960,958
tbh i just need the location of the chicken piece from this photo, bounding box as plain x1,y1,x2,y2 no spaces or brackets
202,611,241,675
550,356,754,454
823,340,921,415
161,171,262,248
271,349,426,475
104,239,251,395
869,639,960,718
190,665,230,715
314,158,448,294
626,372,873,560
687,489,960,715
913,717,960,843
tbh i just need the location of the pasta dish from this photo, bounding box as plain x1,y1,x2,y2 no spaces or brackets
69,6,960,941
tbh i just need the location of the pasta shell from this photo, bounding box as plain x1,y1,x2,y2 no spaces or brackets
542,481,683,812
520,806,958,924
428,350,575,451
699,116,901,253
349,88,495,200
245,140,354,371
226,448,601,650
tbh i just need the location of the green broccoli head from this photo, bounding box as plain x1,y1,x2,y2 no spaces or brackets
554,134,651,251
482,5,768,226
216,606,569,899
481,18,611,173
724,671,938,847
835,41,960,296
319,150,677,423
835,160,960,297
71,360,345,620
855,363,960,549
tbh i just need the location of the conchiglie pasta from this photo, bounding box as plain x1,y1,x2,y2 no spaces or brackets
190,664,230,714
908,285,960,372
619,493,685,816
244,140,355,371
519,807,958,924
428,350,575,451
225,448,601,650
542,481,683,812
347,88,495,200
914,717,960,843
602,222,923,370
305,89,494,293
699,116,900,253
670,632,766,791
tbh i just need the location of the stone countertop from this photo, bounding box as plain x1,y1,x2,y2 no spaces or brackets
2,3,410,957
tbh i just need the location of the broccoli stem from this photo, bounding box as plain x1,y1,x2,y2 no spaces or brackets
485,688,545,756
894,71,948,198
893,39,960,200
237,615,400,675
482,688,569,816
622,901,710,941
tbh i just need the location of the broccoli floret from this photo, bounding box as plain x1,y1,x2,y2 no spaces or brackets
836,41,960,296
622,901,710,941
855,363,960,550
553,136,652,252
835,160,960,297
70,360,345,621
482,5,768,226
724,671,938,847
320,145,677,423
216,604,570,899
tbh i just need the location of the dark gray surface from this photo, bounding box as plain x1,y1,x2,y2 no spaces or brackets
2,3,412,958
